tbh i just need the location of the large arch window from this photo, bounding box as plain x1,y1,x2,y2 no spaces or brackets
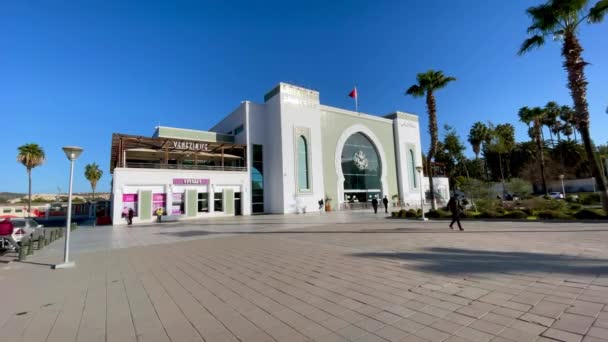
409,149,417,189
297,136,310,191
341,133,381,202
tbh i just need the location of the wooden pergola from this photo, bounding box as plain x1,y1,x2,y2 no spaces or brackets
110,133,247,173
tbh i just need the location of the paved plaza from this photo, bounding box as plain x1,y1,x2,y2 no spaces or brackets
1,213,608,342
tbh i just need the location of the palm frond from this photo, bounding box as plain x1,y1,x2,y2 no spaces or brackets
518,35,546,55
589,0,608,22
405,84,424,97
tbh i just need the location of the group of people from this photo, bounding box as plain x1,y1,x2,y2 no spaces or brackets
0,218,20,251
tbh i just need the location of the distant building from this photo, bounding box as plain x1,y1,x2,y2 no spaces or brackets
109,82,448,225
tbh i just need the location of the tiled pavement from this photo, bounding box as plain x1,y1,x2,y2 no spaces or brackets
1,213,608,342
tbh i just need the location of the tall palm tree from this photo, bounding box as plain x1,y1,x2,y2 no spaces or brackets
84,163,103,203
519,0,608,213
467,122,489,159
519,107,549,195
16,143,46,215
486,123,516,197
559,105,578,142
544,101,560,147
406,70,456,210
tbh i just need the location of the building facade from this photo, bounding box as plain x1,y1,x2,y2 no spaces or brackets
110,82,448,225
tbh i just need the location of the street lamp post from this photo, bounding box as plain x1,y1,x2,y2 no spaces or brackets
559,174,566,199
54,146,83,269
416,166,428,221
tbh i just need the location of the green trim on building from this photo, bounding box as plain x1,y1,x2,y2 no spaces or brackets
383,112,419,121
223,189,234,215
155,126,235,143
139,191,152,220
186,190,197,217
321,110,399,204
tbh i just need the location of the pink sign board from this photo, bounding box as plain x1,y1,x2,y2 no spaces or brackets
123,194,138,202
152,193,166,202
172,178,209,185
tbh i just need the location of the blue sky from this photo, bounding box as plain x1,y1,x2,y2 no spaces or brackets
1,0,607,194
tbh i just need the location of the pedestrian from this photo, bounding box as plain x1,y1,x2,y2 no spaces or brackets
382,195,389,213
371,197,378,214
127,208,134,225
155,207,163,223
447,195,464,231
318,198,324,212
0,218,20,251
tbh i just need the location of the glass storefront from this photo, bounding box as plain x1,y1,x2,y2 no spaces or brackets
341,133,381,202
251,144,264,213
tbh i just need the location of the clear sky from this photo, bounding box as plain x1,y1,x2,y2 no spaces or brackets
1,0,607,194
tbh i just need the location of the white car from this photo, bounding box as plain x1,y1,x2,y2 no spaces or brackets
549,192,564,200
10,218,43,243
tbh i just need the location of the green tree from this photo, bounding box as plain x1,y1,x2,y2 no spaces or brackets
486,123,516,197
559,105,577,141
518,106,548,195
467,122,490,159
519,0,608,213
544,101,561,147
506,178,533,198
84,163,103,202
406,70,456,209
16,143,46,215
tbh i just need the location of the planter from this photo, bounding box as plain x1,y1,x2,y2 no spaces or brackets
325,203,332,212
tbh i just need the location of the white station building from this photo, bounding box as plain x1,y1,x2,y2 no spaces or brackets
109,82,449,225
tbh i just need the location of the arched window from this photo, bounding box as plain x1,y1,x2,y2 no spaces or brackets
409,149,417,188
341,133,381,202
297,136,310,191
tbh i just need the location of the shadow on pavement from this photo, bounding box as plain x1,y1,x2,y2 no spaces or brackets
350,247,608,275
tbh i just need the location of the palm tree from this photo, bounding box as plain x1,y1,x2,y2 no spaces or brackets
467,122,489,159
544,101,560,147
16,143,46,215
519,107,549,195
486,123,516,197
559,105,578,142
84,163,103,203
519,0,608,212
406,70,456,210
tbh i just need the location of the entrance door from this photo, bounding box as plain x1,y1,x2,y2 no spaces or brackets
234,192,242,216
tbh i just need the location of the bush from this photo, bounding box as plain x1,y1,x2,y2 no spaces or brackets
503,210,528,219
477,210,503,219
426,209,451,218
406,209,418,218
391,211,398,218
580,193,601,205
565,195,577,203
568,204,582,211
574,209,607,220
537,210,570,220
521,198,566,212
398,209,407,218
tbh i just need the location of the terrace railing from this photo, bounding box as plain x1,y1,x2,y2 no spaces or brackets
124,162,247,172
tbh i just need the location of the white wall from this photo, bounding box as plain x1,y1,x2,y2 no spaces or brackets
209,103,247,145
278,86,325,214
112,168,249,225
393,114,425,204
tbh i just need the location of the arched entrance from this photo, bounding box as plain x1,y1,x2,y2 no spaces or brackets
335,125,388,209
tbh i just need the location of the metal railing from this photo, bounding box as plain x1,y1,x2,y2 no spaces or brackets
123,162,247,172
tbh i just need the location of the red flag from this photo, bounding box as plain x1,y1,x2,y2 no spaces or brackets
348,87,357,99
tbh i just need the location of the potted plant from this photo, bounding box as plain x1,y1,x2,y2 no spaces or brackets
324,195,332,212
392,194,400,207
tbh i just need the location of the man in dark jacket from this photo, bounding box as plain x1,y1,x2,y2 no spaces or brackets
371,197,379,214
382,196,389,213
447,195,464,231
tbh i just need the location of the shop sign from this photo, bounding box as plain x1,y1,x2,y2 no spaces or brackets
170,140,209,151
173,178,209,185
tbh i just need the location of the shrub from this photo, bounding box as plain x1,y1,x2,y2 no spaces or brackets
521,198,566,212
503,210,528,219
477,210,503,219
426,209,440,218
574,209,607,220
568,204,582,211
537,210,570,220
406,209,418,218
391,211,398,218
398,209,407,218
580,193,601,205
565,195,577,203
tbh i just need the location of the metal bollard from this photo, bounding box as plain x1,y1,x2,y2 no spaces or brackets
18,244,27,261
40,236,46,248
26,241,33,255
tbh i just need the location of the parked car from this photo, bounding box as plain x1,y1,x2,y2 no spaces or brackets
549,192,564,200
10,218,44,243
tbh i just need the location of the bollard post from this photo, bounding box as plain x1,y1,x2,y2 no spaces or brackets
41,236,46,248
18,245,27,261
26,241,33,255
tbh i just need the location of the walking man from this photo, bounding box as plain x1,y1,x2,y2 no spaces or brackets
155,207,164,223
371,197,379,214
318,198,324,212
382,195,389,213
127,208,134,225
447,195,464,231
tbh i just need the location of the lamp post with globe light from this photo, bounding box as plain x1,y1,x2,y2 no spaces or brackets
559,174,566,199
54,146,83,269
416,166,428,221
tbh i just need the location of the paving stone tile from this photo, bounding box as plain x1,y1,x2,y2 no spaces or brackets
510,319,547,335
510,292,545,306
552,313,595,335
314,332,350,342
582,337,608,342
354,333,388,342
430,319,466,334
336,324,369,340
414,326,450,342
567,301,604,318
454,326,495,342
375,325,410,342
457,302,497,319
409,312,440,325
445,312,477,326
498,327,539,342
444,336,474,342
518,313,555,327
491,307,524,319
588,327,608,340
457,287,491,300
354,318,386,332
376,311,406,325
470,319,506,335
530,301,570,319
392,319,426,334
542,328,583,342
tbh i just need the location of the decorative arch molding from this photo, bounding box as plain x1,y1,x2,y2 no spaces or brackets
334,124,389,208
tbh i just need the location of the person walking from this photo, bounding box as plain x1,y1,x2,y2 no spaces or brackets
318,198,324,212
0,218,20,251
382,196,389,213
127,208,134,225
155,207,163,223
371,197,379,214
447,195,464,231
